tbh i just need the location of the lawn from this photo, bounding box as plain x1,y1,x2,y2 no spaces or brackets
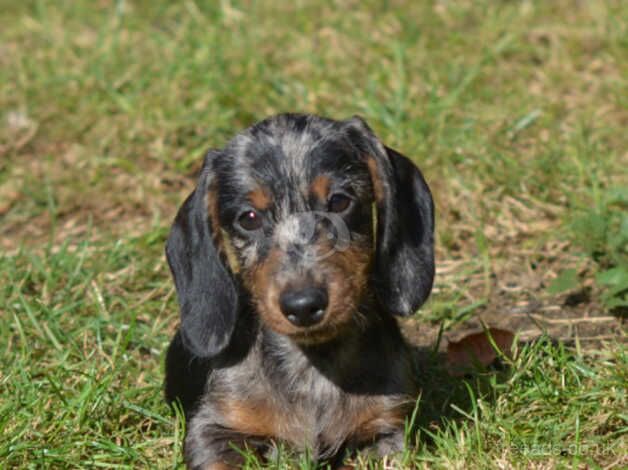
0,0,626,468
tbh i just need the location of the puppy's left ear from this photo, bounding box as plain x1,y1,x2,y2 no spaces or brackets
344,116,435,316
165,150,239,358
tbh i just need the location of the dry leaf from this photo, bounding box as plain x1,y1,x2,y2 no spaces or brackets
446,328,515,376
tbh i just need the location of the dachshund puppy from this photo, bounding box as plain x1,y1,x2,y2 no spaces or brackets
164,114,435,469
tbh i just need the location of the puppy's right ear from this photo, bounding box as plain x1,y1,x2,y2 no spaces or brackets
165,150,238,358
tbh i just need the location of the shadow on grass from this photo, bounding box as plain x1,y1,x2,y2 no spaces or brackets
409,345,509,451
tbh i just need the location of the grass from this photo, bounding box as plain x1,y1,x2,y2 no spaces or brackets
0,0,626,468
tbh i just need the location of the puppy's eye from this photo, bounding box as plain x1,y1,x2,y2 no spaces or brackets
237,210,263,231
328,193,352,213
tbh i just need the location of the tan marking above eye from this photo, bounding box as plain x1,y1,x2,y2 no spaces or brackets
310,175,331,201
248,187,272,210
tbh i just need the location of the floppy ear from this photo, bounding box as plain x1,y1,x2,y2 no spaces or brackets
165,150,239,358
344,116,435,316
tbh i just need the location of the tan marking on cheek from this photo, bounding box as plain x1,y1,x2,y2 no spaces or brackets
366,157,384,204
247,187,272,210
316,241,372,334
329,243,371,296
310,175,331,201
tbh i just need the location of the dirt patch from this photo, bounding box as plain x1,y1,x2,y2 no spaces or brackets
404,239,626,355
0,142,198,252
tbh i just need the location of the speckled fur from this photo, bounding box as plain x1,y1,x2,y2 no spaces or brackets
164,114,435,469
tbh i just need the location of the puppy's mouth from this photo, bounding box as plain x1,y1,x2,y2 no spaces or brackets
286,320,352,345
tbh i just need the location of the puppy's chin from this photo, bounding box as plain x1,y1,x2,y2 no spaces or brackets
287,324,351,346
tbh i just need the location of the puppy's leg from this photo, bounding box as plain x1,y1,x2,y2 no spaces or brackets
185,401,271,470
347,429,405,467
371,429,405,456
185,422,268,470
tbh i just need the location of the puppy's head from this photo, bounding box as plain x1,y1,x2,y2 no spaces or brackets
166,114,434,357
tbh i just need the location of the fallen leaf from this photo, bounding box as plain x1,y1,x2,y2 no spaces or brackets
446,328,515,376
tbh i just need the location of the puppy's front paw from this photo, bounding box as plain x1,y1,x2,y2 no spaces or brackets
363,430,405,459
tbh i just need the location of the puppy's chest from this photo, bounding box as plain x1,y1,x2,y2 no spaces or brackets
214,366,410,451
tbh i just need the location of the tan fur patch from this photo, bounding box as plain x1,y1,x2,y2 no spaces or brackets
247,187,272,210
218,399,281,438
204,463,237,470
310,175,331,201
348,401,409,444
206,187,223,248
366,157,384,203
220,232,241,273
323,242,372,330
207,187,241,273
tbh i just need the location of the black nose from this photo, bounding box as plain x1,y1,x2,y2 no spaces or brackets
279,287,328,327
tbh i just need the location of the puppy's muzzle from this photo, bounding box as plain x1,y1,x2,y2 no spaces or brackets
279,287,328,327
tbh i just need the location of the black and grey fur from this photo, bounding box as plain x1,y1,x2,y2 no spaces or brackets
164,114,435,469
